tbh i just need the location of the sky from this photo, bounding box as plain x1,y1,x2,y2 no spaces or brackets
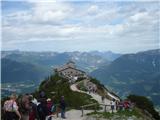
1,0,160,53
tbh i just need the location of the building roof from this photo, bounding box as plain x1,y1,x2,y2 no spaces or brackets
57,66,85,73
67,60,75,64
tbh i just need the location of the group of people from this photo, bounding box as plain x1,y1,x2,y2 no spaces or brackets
3,92,67,120
101,97,134,113
88,86,97,94
117,100,134,111
110,99,134,113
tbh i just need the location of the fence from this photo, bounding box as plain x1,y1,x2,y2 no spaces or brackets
80,103,112,117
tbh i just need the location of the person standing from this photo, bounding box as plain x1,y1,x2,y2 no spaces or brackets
59,96,66,119
110,99,116,113
29,95,38,120
46,98,53,116
37,98,48,120
3,93,21,120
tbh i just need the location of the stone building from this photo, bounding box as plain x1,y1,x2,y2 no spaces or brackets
54,61,87,82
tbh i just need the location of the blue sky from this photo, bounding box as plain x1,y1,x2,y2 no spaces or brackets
1,0,160,53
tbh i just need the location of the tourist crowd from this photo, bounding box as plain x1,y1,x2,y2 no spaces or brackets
3,91,66,120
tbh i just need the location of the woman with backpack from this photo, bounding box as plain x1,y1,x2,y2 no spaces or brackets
3,93,21,120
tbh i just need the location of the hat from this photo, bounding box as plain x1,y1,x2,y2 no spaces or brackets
47,98,51,102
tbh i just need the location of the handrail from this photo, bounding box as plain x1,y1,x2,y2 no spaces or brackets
80,103,115,116
80,103,98,117
80,103,98,108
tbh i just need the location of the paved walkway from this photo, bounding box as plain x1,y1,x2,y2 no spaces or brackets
70,83,111,104
70,83,116,112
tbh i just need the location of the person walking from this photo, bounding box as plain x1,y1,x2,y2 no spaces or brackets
3,93,21,120
59,96,66,119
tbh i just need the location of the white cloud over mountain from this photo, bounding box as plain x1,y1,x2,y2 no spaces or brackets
2,1,159,53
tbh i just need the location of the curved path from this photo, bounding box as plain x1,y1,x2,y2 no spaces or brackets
70,83,112,105
70,83,115,112
48,82,118,120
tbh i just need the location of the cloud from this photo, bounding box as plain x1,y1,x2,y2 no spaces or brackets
31,2,73,24
2,1,159,53
87,5,99,14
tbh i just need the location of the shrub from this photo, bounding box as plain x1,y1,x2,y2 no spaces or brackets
127,94,160,120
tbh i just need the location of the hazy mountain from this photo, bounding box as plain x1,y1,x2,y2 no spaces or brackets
1,58,49,83
89,51,121,61
91,49,160,105
2,51,116,73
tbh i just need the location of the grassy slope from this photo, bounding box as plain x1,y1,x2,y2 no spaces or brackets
34,74,98,109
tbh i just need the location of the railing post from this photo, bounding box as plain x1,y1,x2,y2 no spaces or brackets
105,105,107,112
94,104,97,112
81,106,84,117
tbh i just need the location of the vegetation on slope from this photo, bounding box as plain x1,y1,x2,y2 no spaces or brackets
87,108,142,119
127,95,160,120
34,74,98,109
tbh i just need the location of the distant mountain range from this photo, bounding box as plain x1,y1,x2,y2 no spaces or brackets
91,49,160,106
89,51,121,61
1,50,120,84
2,50,120,73
1,58,49,83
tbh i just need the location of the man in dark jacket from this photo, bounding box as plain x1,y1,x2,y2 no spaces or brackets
59,96,66,119
37,99,48,120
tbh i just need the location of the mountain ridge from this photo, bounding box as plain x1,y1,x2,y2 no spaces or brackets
1,58,49,83
91,49,160,106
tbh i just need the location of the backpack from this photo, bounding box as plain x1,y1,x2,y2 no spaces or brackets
37,104,43,113
51,104,56,113
3,100,14,112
